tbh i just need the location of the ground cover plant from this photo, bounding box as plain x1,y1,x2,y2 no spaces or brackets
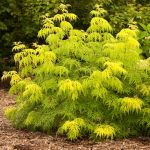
2,3,150,142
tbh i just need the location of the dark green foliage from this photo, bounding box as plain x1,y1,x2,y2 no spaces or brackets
137,23,150,58
0,0,61,72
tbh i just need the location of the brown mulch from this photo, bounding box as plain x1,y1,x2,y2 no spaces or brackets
1,78,150,150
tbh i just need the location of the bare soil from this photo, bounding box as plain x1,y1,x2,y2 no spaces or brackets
1,78,150,150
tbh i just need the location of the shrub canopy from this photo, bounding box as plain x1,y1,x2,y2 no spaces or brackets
2,3,150,142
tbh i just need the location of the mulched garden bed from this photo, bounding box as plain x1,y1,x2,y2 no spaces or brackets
1,78,150,150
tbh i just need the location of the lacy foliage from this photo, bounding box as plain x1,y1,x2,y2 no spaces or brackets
2,4,150,142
